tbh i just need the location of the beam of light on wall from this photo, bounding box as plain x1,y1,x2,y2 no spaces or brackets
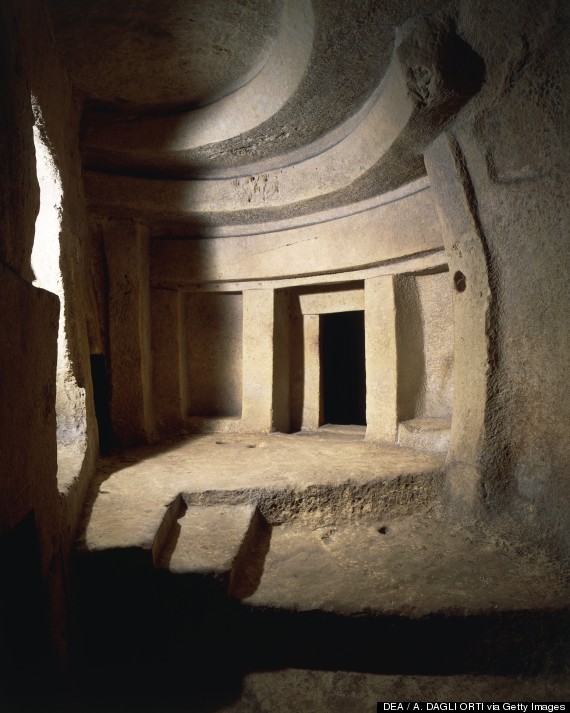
30,96,87,492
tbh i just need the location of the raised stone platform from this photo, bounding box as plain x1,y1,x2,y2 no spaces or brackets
76,428,569,616
77,428,445,555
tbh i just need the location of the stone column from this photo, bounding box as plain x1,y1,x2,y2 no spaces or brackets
241,289,274,432
365,275,398,443
424,134,492,513
301,314,321,430
104,220,153,445
241,289,289,432
150,288,184,436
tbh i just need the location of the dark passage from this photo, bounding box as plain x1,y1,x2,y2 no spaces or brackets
90,354,114,455
321,310,366,425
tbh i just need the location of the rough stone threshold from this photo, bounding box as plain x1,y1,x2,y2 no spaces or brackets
73,428,570,707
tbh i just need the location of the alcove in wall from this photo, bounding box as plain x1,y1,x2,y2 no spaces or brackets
184,292,243,419
394,270,454,451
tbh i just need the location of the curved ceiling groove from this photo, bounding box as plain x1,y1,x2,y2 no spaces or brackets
79,0,452,177
49,0,485,243
83,12,485,240
82,57,420,226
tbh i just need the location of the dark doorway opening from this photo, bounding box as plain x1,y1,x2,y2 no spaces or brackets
321,311,366,425
90,354,114,456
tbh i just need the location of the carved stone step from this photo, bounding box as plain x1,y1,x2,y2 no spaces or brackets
157,503,271,598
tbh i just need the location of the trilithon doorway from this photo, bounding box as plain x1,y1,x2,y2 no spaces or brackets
321,311,366,426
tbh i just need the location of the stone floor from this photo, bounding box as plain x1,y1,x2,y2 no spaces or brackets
70,427,570,713
77,425,570,617
78,426,445,553
244,511,569,615
217,670,570,713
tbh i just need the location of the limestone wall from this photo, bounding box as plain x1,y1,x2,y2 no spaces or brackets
417,272,454,419
426,0,570,558
396,272,454,422
0,0,98,672
185,292,244,418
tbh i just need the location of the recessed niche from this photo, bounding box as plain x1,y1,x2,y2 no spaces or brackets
185,292,243,418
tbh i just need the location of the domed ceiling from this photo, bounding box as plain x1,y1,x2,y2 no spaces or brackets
47,0,480,237
48,0,284,111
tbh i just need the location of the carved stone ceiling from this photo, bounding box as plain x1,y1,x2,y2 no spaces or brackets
49,0,284,111
47,0,461,236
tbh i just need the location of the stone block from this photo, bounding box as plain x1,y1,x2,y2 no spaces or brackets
158,503,269,597
398,418,451,452
365,275,398,443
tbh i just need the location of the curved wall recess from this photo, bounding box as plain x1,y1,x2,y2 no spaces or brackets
30,97,87,492
82,40,408,183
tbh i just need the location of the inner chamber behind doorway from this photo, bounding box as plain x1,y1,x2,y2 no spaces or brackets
321,311,366,426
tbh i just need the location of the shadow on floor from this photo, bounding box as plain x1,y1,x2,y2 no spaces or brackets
56,559,570,713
